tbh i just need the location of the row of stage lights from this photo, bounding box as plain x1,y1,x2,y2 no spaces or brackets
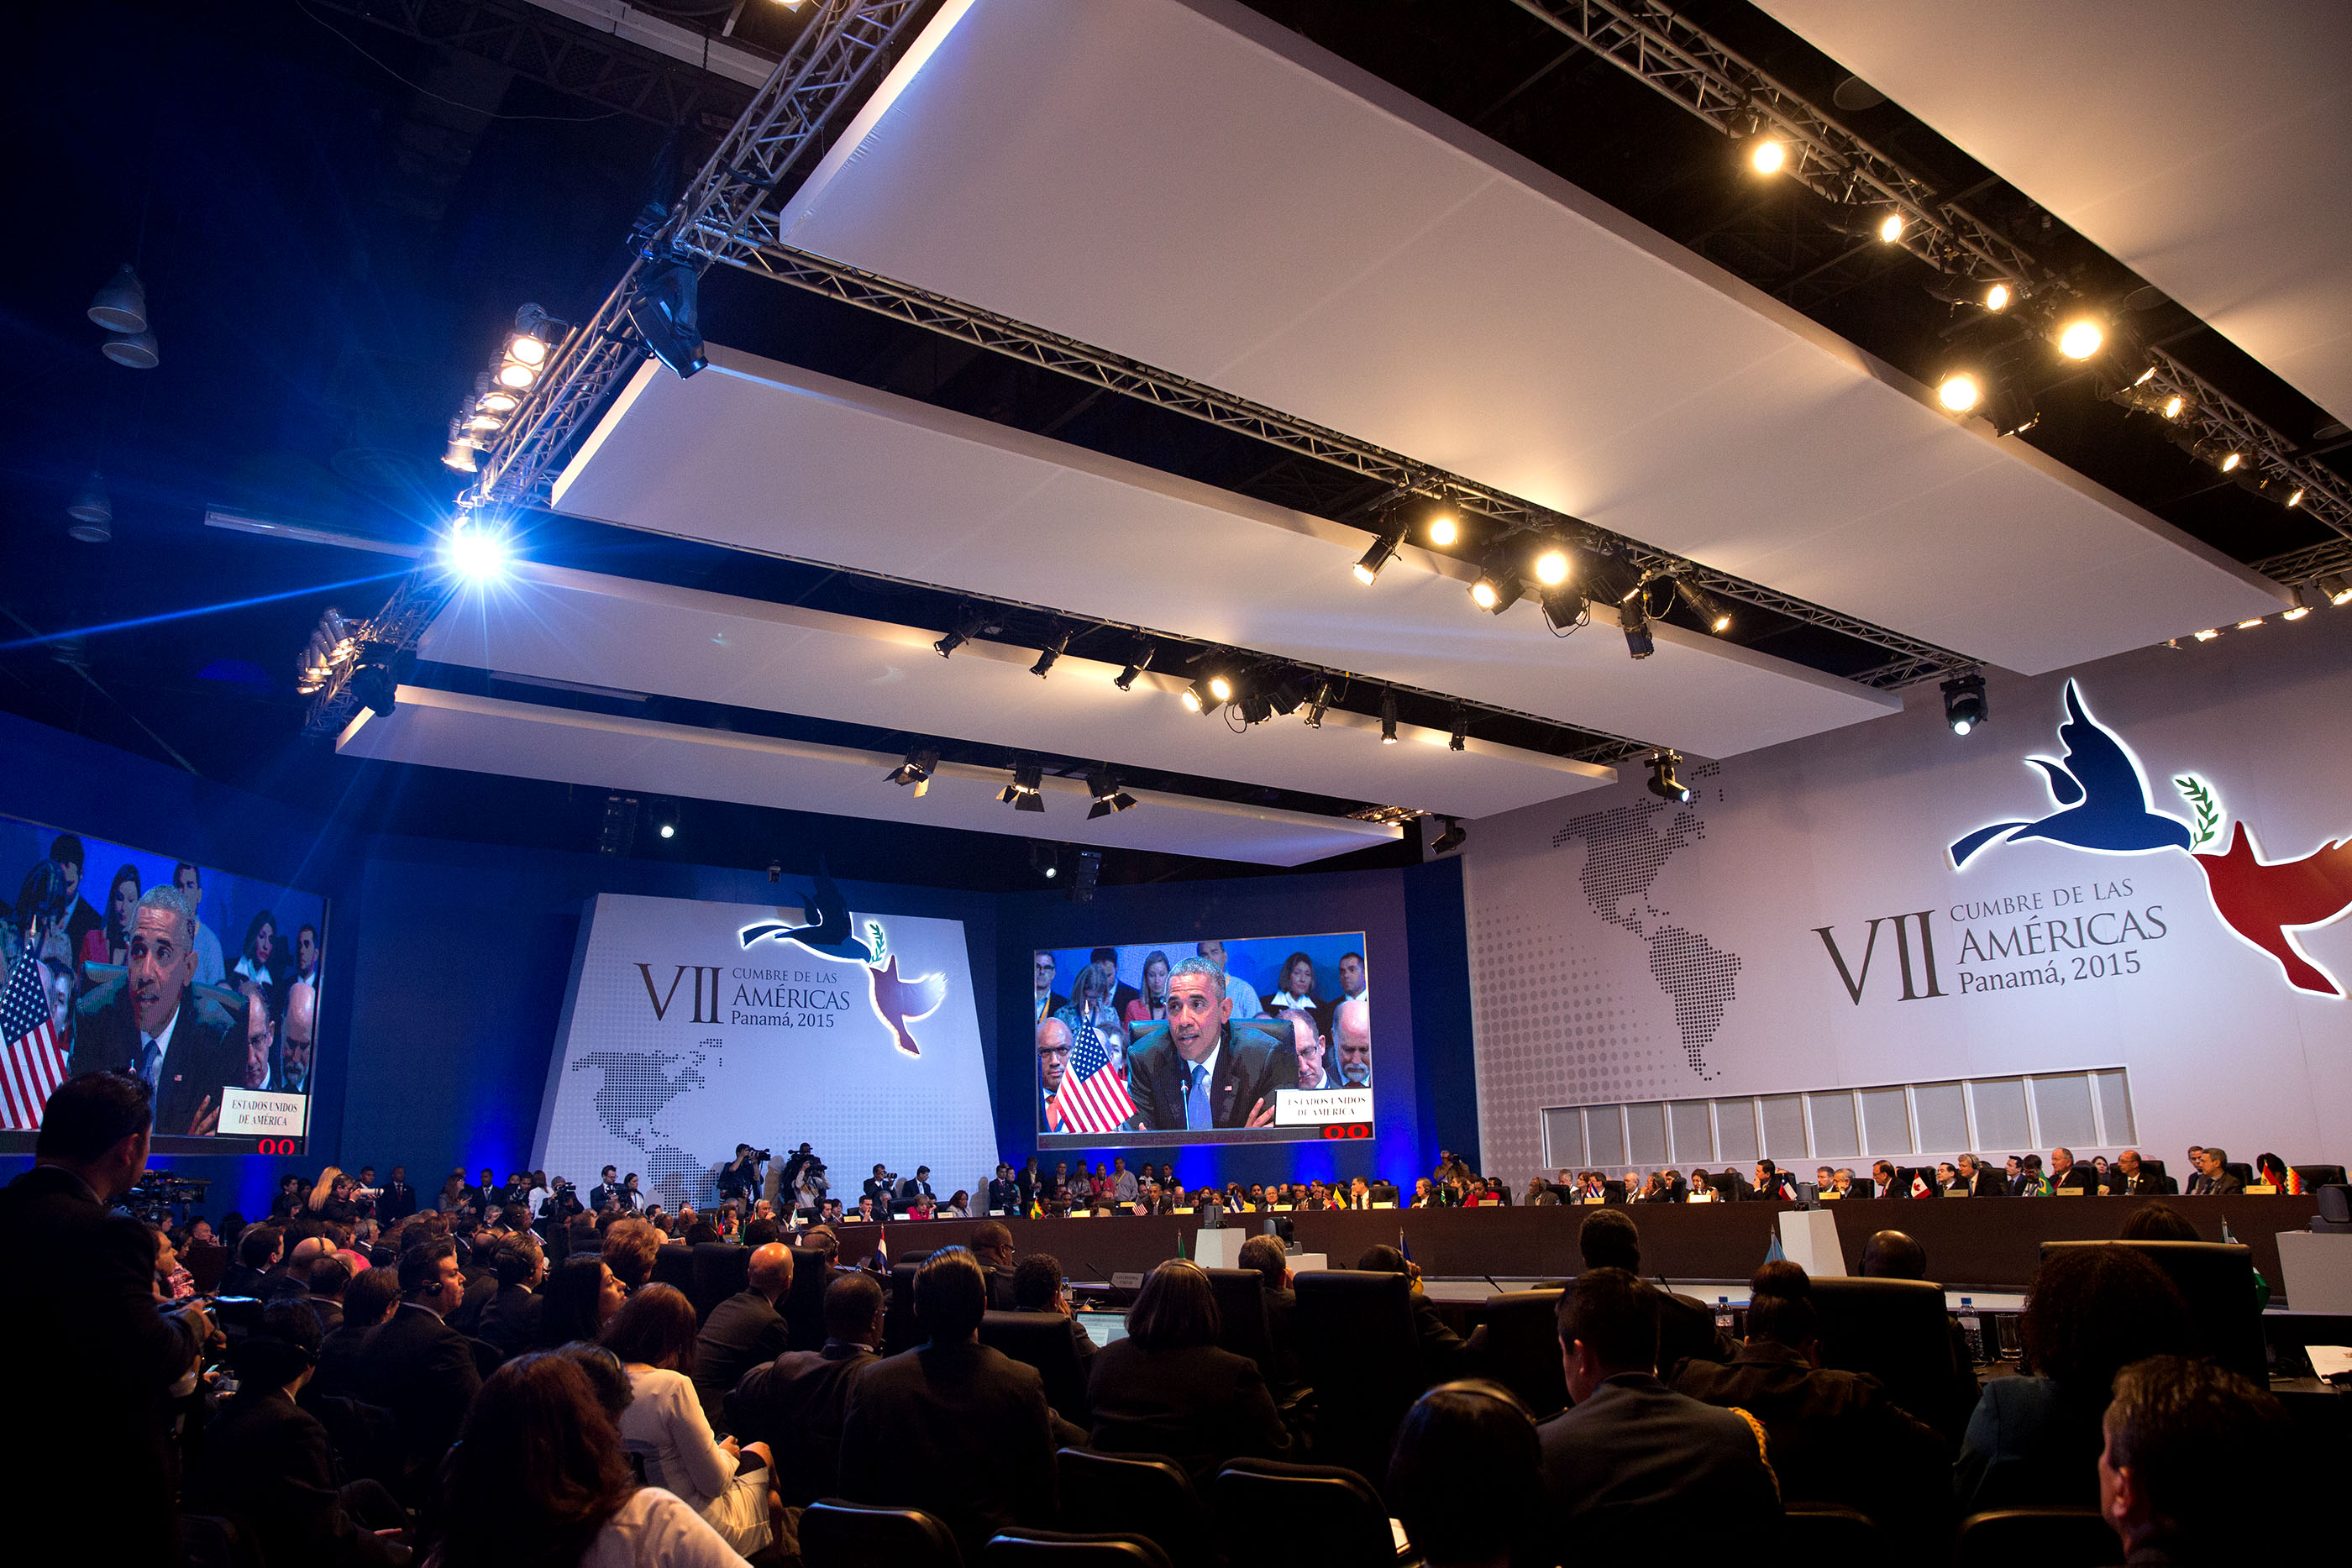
441,307,559,475
2180,576,2352,644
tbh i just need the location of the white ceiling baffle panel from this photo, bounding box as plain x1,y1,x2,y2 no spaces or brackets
335,687,1401,867
553,348,1901,760
753,0,2286,672
422,564,1617,819
1756,0,2352,430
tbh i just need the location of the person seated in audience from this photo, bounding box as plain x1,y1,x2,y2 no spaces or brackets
439,1351,749,1568
1357,1245,1487,1381
2020,1152,2048,1193
316,1265,401,1400
1084,1258,1289,1482
303,1250,352,1333
2108,1147,2158,1196
2092,1155,2111,1182
1579,1171,1608,1202
2186,1146,2243,1195
2049,1146,2100,1194
849,1195,878,1223
2098,1355,2293,1560
1537,1269,1781,1559
604,1283,777,1557
1832,1167,1858,1197
1871,1159,1900,1198
727,1271,885,1509
538,1254,629,1350
1655,1168,1688,1203
1815,1165,1836,1193
192,1298,406,1567
837,1249,1060,1557
1388,1380,1541,1568
600,1217,659,1293
2116,1202,2201,1241
969,1221,1021,1309
1577,1207,1730,1370
1675,1261,1947,1547
938,1188,969,1219
690,1243,793,1430
1955,1242,2192,1513
1933,1161,1963,1194
1858,1229,1982,1431
1751,1160,1795,1201
1410,1177,1440,1208
360,1238,482,1487
1236,1233,1305,1401
1012,1251,1095,1369
472,1235,545,1357
2255,1151,2291,1191
222,1220,284,1297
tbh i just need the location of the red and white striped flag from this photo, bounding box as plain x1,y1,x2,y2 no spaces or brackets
1053,1020,1136,1134
0,953,68,1130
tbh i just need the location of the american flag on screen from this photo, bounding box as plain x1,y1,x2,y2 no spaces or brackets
0,953,68,1131
1052,1020,1135,1135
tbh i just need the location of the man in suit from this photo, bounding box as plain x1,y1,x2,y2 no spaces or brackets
1089,947,1142,1018
1955,1154,2004,1197
898,1166,937,1206
2049,1146,2101,1194
70,888,239,1136
2109,1148,2170,1197
969,1220,1021,1310
1032,950,1069,1025
837,1249,1060,1557
1333,994,1372,1088
586,1164,622,1214
861,1163,898,1209
987,1163,1022,1215
1537,1268,1782,1560
221,1223,283,1297
358,1238,481,1484
2187,1146,2243,1196
1012,1250,1097,1371
191,1299,402,1568
475,1234,546,1358
1860,1228,1983,1435
1871,1160,1900,1199
379,1166,417,1223
730,1271,885,1507
1286,1011,1333,1089
1238,1234,1307,1401
302,1251,352,1335
0,1072,212,1568
1575,1207,1730,1371
1126,957,1298,1131
694,1241,794,1428
313,1264,400,1401
1674,1261,1946,1550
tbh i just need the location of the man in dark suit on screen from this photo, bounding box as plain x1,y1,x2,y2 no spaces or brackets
1125,957,1296,1132
71,888,239,1137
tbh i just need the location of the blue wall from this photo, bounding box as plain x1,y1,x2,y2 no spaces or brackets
4,711,1478,1216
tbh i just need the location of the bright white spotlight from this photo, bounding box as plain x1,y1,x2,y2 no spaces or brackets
506,333,549,367
1426,512,1458,547
2219,451,2244,473
496,359,536,391
2236,617,2265,629
444,522,512,584
1750,139,1787,175
1877,212,1903,244
1208,674,1234,703
480,389,519,413
1533,549,1571,586
1469,579,1499,610
2192,627,2220,641
1983,282,2011,312
2161,393,2186,419
1938,373,1980,412
2056,318,2104,360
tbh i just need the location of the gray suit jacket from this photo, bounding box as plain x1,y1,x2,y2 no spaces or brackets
1126,1019,1298,1132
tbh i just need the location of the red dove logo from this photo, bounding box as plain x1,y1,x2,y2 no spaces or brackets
2190,822,2352,998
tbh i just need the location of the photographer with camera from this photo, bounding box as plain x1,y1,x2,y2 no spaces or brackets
0,1072,214,1565
720,1144,767,1204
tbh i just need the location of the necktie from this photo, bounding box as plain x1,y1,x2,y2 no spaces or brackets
138,1036,161,1093
1185,1062,1210,1129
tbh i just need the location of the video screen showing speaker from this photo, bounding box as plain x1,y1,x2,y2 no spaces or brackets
1033,933,1370,1147
0,814,324,1154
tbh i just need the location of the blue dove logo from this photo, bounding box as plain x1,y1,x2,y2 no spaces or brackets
738,870,948,1057
738,866,874,963
1949,681,2193,868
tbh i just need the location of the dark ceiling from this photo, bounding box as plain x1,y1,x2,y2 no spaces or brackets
3,0,2340,894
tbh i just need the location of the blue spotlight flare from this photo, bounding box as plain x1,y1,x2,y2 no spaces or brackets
442,520,514,585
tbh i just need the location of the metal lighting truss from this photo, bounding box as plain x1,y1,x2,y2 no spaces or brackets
1506,0,2352,548
301,572,460,738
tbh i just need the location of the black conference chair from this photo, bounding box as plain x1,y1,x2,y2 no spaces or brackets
983,1530,1173,1567
979,1311,1091,1426
181,1513,264,1568
1783,1503,1882,1553
2293,1163,2347,1190
2040,1239,2265,1382
2135,1157,2178,1194
1213,1460,1405,1568
1202,1267,1277,1386
1956,1506,2114,1564
1809,1277,1973,1445
650,1243,696,1295
885,1261,924,1355
690,1241,750,1321
1291,1271,1422,1483
2312,1184,2352,1233
781,1246,832,1349
1057,1450,1215,1568
2224,1162,2257,1189
1475,1290,1567,1419
802,1500,965,1568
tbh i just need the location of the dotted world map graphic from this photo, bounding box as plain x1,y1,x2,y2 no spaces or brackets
568,1049,711,1210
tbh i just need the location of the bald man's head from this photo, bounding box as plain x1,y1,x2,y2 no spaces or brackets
748,1241,795,1300
289,1235,332,1265
1335,996,1371,1084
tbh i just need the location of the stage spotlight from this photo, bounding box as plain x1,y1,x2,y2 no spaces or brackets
480,385,519,416
1236,690,1275,725
2218,449,2244,474
1207,673,1235,703
1877,212,1904,244
2233,467,2303,507
443,519,512,585
1086,766,1137,820
2236,617,2265,630
1749,138,1788,175
1532,546,1572,586
1426,510,1459,547
1304,679,1333,729
66,471,113,543
2192,627,2220,641
1539,585,1589,633
2284,588,2312,621
1000,761,1046,813
1984,281,2011,312
933,607,980,659
101,329,160,370
1267,674,1305,716
1183,678,1222,716
1030,632,1068,679
2055,316,2104,360
1938,371,1980,413
1353,520,1406,585
1448,707,1467,753
87,263,149,332
1029,841,1058,879
1378,688,1399,744
1113,646,1155,691
495,357,536,391
349,656,401,719
442,421,481,473
1677,579,1733,635
1431,816,1467,854
629,257,708,379
2320,574,2352,606
1940,670,1989,736
1623,601,1656,660
1982,377,2040,438
1645,750,1691,803
885,746,938,797
1469,549,1525,614
506,329,549,369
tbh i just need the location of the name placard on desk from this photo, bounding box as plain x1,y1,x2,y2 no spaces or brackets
219,1088,308,1137
1274,1088,1373,1125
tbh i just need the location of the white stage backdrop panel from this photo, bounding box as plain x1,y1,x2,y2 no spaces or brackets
534,890,995,1209
1462,629,2352,1183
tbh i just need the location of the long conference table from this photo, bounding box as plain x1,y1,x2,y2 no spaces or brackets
822,1195,2323,1297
